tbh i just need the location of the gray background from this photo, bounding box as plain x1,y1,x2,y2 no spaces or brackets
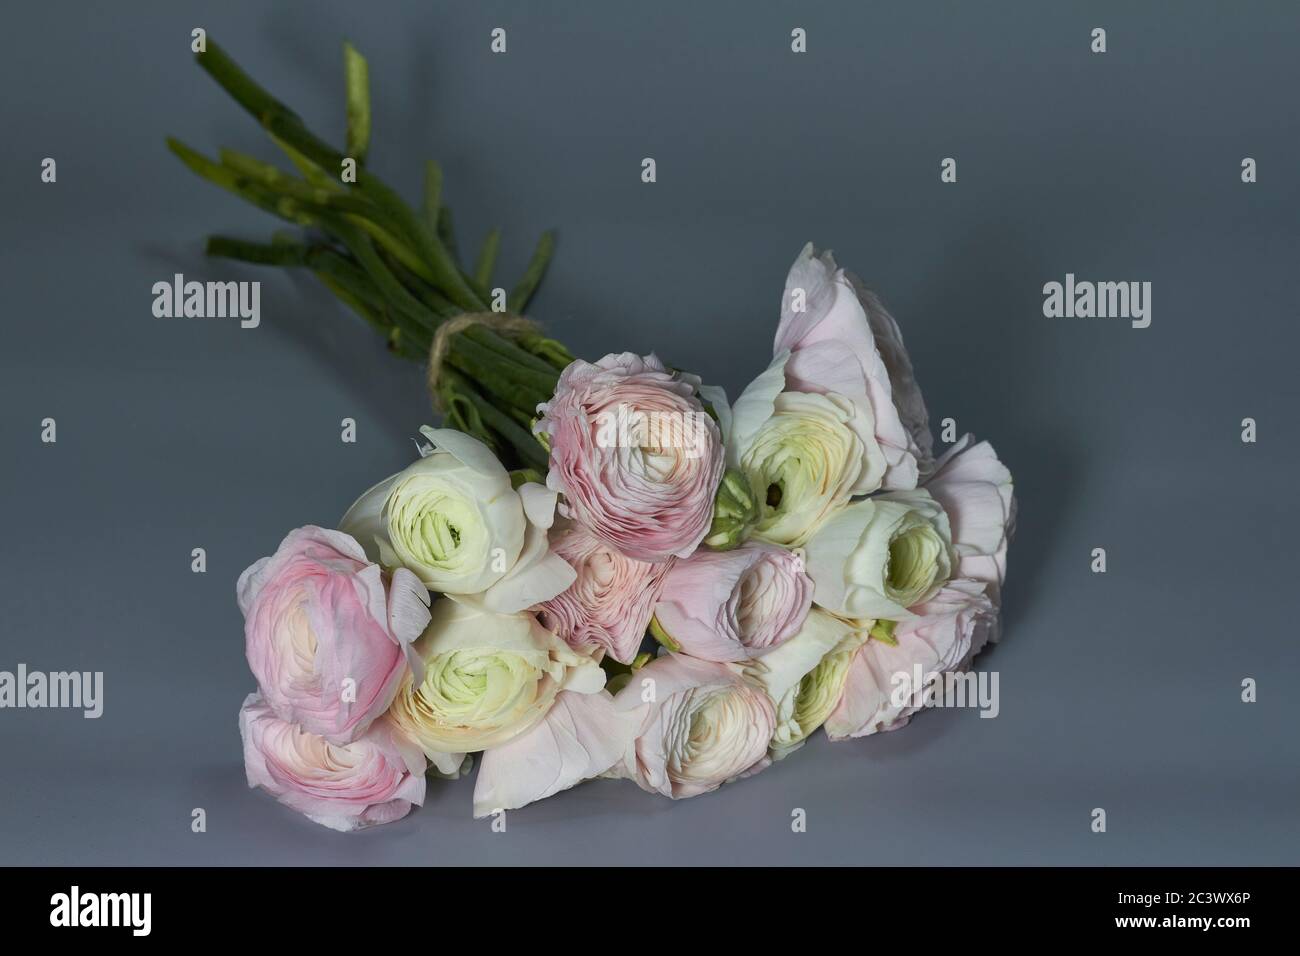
1,0,1296,865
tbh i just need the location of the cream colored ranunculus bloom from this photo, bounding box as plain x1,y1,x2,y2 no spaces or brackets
743,608,868,759
387,600,604,769
740,390,868,547
804,489,956,620
340,426,574,612
701,352,883,550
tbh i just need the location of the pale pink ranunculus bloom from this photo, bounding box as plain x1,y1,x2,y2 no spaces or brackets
535,524,673,664
469,653,779,813
536,352,725,563
472,690,638,818
823,580,995,740
774,244,934,491
653,541,812,662
613,653,776,798
923,434,1016,625
239,693,426,832
238,525,429,745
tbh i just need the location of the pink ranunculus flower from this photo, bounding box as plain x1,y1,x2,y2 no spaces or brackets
823,580,995,740
238,525,430,745
239,693,426,832
613,653,776,798
923,434,1016,627
535,524,673,664
536,352,725,563
775,244,934,491
653,542,812,662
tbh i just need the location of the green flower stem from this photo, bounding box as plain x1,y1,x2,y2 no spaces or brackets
317,274,395,340
175,39,570,461
444,333,556,410
508,467,545,488
473,229,500,288
342,41,371,163
327,219,441,335
436,368,500,449
438,368,549,471
515,332,576,370
311,248,432,351
271,135,338,189
217,148,344,208
204,235,429,358
205,235,308,267
201,230,447,369
215,147,437,287
460,323,561,378
508,231,555,313
346,215,439,285
421,161,443,234
436,204,459,264
167,138,314,226
193,42,336,167
211,231,432,352
383,256,460,320
206,237,379,312
175,139,428,295
507,405,539,430
194,40,484,312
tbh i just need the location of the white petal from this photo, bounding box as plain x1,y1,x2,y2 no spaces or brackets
726,351,790,466
418,426,510,479
697,384,732,447
338,473,399,564
478,549,576,613
745,609,856,702
472,692,638,817
517,481,560,530
802,502,873,614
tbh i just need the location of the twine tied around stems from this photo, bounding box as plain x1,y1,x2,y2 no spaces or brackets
426,312,542,409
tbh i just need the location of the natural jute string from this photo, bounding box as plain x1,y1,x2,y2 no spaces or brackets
426,311,541,409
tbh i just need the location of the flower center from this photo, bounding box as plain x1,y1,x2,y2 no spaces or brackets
766,482,783,508
885,525,941,605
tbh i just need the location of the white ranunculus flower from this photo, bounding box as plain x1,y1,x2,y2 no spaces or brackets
703,352,884,549
803,489,956,619
743,608,868,759
739,390,865,547
387,600,605,769
340,426,574,612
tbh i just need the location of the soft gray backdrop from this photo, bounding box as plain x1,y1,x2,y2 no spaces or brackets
1,0,1296,865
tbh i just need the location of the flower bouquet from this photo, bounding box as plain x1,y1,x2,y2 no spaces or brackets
174,41,1015,831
